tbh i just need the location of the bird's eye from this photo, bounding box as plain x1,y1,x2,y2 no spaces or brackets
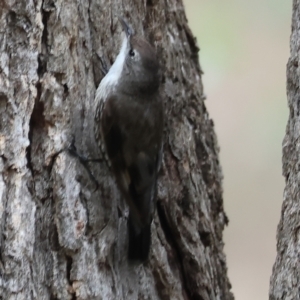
129,49,135,57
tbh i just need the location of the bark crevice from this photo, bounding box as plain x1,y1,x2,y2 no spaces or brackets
156,201,192,300
0,0,233,299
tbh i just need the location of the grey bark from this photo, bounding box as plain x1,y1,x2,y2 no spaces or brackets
270,1,300,299
0,0,233,299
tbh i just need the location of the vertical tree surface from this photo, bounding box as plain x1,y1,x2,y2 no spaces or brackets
270,1,300,299
0,0,233,299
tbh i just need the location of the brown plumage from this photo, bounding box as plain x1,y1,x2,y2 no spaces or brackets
95,18,164,261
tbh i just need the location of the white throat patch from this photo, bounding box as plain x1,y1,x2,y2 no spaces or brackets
96,34,127,102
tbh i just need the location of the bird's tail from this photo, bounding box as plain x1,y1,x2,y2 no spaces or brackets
127,213,151,262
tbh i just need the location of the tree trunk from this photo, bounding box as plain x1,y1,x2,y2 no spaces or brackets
269,1,300,299
0,0,233,299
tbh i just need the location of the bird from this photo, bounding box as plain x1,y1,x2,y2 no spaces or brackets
94,17,164,261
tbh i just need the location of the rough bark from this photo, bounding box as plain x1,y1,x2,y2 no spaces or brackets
269,1,300,299
0,0,233,299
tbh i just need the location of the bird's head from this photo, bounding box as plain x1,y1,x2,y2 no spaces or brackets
115,17,161,95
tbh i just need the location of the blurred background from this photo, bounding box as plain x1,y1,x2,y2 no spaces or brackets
183,0,291,299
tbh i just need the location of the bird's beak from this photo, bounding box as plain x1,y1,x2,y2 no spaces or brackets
118,17,134,38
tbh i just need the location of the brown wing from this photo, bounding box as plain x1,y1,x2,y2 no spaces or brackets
101,95,131,195
101,93,163,227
